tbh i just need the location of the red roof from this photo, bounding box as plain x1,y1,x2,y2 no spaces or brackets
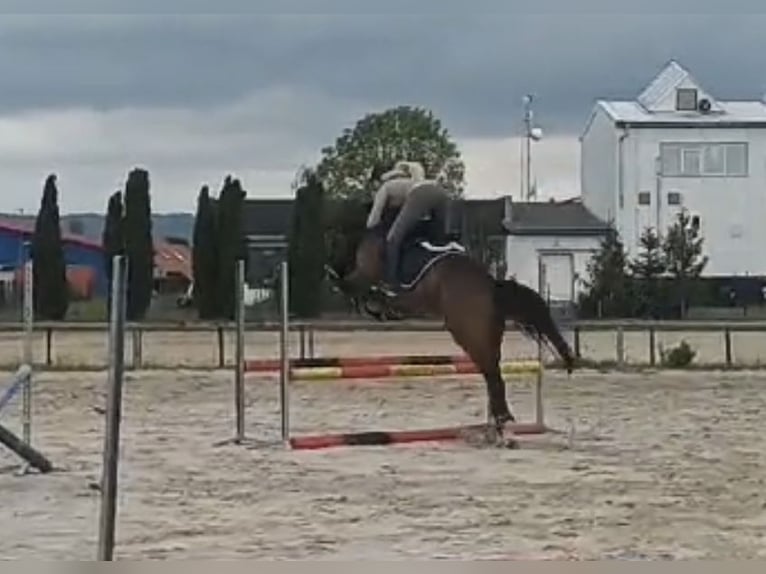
0,220,192,280
154,241,192,281
0,220,102,251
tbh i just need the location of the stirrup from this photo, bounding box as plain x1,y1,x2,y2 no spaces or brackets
374,282,398,298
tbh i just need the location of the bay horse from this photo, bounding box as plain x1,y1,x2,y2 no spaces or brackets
326,202,576,447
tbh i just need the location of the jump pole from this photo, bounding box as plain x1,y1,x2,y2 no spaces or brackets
0,248,49,475
22,249,32,447
234,259,246,443
287,360,542,381
0,365,53,473
96,254,127,561
245,354,474,372
536,258,546,428
0,365,31,417
216,258,269,448
0,420,53,473
275,261,549,451
279,260,290,443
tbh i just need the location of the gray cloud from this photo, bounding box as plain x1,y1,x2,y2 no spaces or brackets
2,12,766,135
1,7,766,211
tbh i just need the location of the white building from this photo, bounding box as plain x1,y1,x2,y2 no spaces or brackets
580,59,766,277
501,197,610,305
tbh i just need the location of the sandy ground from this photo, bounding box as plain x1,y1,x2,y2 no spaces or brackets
1,365,766,560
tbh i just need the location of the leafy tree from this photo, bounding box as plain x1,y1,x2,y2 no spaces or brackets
123,168,154,321
31,174,69,320
102,191,124,314
578,228,632,318
662,208,708,317
287,169,326,318
315,105,465,200
192,185,220,319
216,176,246,320
629,226,667,318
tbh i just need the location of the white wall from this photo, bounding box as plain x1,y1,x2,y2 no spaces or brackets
620,126,766,276
505,234,604,302
581,107,619,224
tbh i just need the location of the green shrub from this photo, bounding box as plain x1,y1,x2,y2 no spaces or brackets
659,340,696,368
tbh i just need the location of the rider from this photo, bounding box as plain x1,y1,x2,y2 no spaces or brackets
366,160,450,294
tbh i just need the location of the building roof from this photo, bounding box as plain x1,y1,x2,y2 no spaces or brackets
241,196,609,239
0,219,192,279
457,198,509,236
154,241,192,280
242,198,294,238
636,59,690,110
0,220,102,251
593,59,766,128
503,199,611,236
598,99,766,126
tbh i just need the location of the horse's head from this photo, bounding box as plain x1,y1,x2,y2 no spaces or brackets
355,225,387,281
325,222,387,296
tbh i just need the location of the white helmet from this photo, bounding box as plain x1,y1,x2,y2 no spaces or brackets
400,161,425,182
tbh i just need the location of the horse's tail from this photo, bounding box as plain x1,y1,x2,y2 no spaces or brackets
494,279,575,373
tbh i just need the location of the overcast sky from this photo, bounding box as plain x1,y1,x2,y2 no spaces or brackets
1,2,765,213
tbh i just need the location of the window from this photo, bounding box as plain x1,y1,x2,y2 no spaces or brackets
638,191,651,205
667,191,682,205
702,144,725,175
681,146,701,175
660,142,749,177
676,88,698,111
660,145,681,175
725,143,748,175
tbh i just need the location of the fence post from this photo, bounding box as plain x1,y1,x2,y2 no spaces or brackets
46,328,52,367
131,328,143,369
217,326,225,368
616,326,625,367
724,328,732,367
649,327,656,367
308,326,315,359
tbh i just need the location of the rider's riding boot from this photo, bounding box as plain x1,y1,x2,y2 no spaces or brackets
382,245,400,295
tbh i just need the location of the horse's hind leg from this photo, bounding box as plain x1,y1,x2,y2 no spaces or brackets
481,365,520,449
444,306,517,447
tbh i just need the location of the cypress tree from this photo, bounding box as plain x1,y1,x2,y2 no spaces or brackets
216,176,246,320
287,170,326,317
662,208,708,318
31,174,69,320
123,168,154,321
578,228,632,318
102,191,125,314
629,227,667,318
192,185,220,319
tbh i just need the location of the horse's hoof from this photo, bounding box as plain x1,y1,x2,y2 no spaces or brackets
503,436,520,449
494,422,520,450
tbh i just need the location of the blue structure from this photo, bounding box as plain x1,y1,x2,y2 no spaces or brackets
0,222,107,297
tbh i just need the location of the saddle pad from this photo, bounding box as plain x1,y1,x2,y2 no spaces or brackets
398,239,466,289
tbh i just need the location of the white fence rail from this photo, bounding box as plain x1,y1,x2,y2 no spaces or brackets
0,319,765,370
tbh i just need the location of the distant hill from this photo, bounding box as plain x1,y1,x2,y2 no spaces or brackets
0,212,195,244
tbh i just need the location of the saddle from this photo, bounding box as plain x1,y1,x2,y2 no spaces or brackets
388,218,466,291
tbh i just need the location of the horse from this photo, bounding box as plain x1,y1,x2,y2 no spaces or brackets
326,204,577,447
